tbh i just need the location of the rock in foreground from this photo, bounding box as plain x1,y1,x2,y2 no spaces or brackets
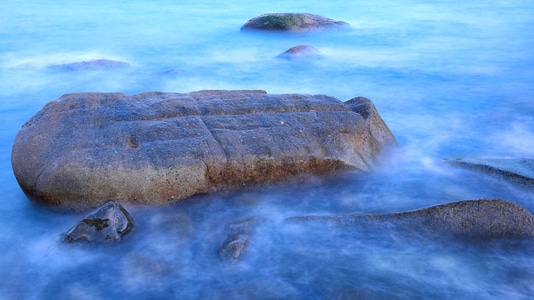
12,90,396,210
241,13,349,32
287,199,534,238
63,200,134,243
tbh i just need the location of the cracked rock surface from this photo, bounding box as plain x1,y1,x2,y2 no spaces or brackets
11,90,396,210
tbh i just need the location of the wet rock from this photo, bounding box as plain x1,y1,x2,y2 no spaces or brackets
219,218,256,263
63,200,134,243
50,59,130,71
241,13,349,33
11,90,396,210
447,158,534,187
287,199,534,239
276,45,322,60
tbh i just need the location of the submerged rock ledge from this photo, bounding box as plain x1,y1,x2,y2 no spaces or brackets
11,90,396,210
287,199,534,239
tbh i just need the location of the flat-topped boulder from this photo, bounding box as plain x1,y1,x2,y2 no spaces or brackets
241,13,349,33
11,90,396,210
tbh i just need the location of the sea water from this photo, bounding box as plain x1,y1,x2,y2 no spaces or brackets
1,0,534,298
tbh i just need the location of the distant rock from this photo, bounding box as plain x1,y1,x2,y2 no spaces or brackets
241,13,349,33
287,199,534,239
11,90,396,210
447,158,534,187
219,218,256,263
50,59,130,71
276,45,322,60
63,200,134,243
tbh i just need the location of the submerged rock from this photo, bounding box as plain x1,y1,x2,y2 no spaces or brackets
241,13,349,33
63,200,134,243
447,158,534,187
287,199,534,239
11,90,396,210
219,218,256,263
50,59,130,71
276,45,322,60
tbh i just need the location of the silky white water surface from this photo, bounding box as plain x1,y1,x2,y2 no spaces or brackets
1,0,534,298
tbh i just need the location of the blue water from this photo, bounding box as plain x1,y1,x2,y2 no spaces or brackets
1,0,534,298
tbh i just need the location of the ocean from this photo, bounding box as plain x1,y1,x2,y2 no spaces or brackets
1,0,534,298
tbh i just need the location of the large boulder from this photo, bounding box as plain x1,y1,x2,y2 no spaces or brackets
241,13,349,33
11,90,396,210
287,199,534,238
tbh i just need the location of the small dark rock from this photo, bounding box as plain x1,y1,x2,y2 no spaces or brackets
219,218,256,263
63,200,134,243
241,13,349,33
50,59,130,71
276,45,322,60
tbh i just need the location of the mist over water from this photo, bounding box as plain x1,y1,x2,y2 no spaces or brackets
1,0,534,298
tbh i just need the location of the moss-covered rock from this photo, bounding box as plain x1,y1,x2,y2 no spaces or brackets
241,13,349,32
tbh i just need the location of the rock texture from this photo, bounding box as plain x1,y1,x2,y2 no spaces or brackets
241,13,349,32
276,45,322,60
287,199,534,238
447,158,534,187
63,200,134,243
50,59,130,71
11,90,396,210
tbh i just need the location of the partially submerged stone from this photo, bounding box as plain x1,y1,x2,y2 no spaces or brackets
63,200,134,243
50,59,130,71
276,45,322,60
241,13,349,33
447,158,534,187
287,199,534,239
11,90,396,210
219,218,256,263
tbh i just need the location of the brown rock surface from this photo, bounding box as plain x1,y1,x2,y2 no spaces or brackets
287,199,534,238
11,90,396,210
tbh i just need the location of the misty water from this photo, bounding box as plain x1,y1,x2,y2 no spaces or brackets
1,0,534,298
